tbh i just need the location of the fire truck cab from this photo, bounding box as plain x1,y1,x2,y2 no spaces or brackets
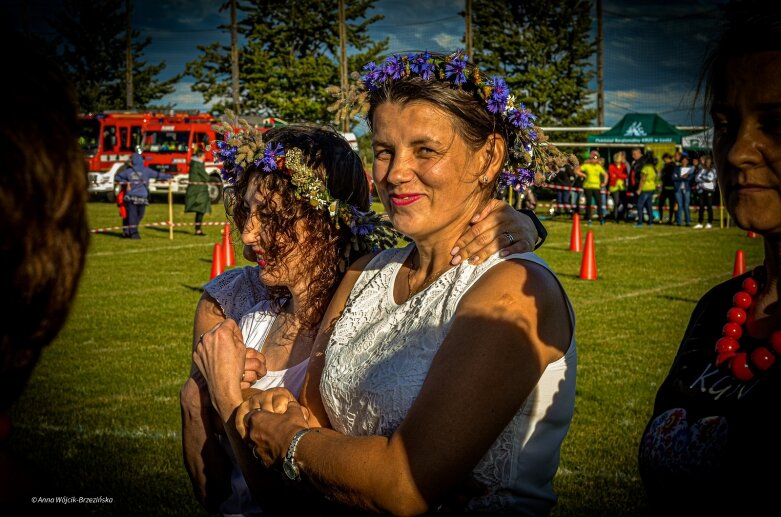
141,112,223,203
81,112,161,201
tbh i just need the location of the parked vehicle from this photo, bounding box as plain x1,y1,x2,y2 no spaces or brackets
82,111,162,201
141,112,224,203
84,111,225,203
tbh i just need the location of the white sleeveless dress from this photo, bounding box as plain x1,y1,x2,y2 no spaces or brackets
320,245,577,515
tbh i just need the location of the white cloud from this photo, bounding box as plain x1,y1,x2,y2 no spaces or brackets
158,81,215,111
432,32,462,50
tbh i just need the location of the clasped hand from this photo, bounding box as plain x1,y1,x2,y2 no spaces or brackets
236,387,310,467
192,319,268,419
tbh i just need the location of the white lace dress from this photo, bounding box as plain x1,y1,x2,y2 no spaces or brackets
320,245,577,515
204,266,308,517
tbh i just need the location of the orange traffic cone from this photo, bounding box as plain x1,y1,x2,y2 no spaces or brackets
210,242,224,280
579,230,597,280
222,223,235,267
569,213,582,252
747,231,759,238
733,249,746,277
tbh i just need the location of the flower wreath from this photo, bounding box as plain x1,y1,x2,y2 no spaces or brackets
212,111,398,262
327,49,578,192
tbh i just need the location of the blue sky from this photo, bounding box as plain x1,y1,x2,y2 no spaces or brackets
11,0,727,127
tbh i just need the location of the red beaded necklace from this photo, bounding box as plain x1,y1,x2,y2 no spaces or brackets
715,266,781,381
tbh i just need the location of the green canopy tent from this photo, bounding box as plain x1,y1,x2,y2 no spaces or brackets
587,113,685,145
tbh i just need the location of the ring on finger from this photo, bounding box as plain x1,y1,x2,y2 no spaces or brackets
502,231,515,245
241,372,245,382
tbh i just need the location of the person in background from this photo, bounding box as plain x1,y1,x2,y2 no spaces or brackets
116,181,130,238
598,155,609,219
115,152,173,239
581,149,607,225
553,162,575,216
634,151,658,227
627,147,645,221
185,147,212,236
571,160,586,218
639,1,781,513
690,154,702,212
672,152,695,226
0,28,90,507
222,50,577,515
608,150,628,222
657,152,677,224
693,154,717,229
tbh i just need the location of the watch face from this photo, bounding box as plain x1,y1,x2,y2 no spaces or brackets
283,459,299,481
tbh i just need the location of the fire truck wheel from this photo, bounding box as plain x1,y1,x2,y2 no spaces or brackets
208,177,223,204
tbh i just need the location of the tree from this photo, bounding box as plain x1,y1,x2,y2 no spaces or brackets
50,0,180,113
472,0,596,129
185,0,388,126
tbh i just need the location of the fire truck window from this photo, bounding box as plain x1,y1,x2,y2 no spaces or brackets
119,127,129,151
130,127,143,152
194,132,210,150
103,126,116,151
78,118,99,154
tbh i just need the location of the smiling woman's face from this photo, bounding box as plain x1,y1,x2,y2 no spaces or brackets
712,51,781,234
370,100,489,242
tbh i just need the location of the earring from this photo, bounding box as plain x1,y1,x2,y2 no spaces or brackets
479,174,489,185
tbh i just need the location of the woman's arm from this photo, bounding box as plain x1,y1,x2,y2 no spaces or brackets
179,292,233,511
243,260,572,515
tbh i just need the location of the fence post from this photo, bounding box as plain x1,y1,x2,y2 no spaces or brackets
168,180,174,240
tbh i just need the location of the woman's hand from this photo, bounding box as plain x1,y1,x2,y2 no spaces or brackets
450,198,539,265
236,391,310,468
192,319,246,421
240,348,268,389
235,387,303,437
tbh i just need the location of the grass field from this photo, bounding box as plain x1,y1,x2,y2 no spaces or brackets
8,198,763,516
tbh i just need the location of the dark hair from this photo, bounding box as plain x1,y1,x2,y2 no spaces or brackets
0,33,90,411
700,1,781,117
230,124,369,329
365,55,513,193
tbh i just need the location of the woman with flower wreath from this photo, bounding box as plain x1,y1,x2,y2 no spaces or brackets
182,121,544,515
206,50,579,515
638,1,781,513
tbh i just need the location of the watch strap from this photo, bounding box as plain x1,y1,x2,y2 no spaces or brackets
284,428,313,481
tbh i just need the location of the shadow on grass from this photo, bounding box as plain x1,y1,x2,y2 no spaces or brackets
8,428,208,516
656,294,699,303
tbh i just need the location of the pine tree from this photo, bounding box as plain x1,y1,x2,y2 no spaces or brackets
50,0,180,113
472,0,595,128
185,0,387,126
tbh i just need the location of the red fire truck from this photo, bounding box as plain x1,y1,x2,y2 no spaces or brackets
141,112,224,203
81,111,162,200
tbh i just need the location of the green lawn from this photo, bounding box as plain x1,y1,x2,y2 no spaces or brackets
8,199,762,515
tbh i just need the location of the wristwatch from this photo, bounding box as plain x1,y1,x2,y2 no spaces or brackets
518,209,548,250
283,428,313,482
